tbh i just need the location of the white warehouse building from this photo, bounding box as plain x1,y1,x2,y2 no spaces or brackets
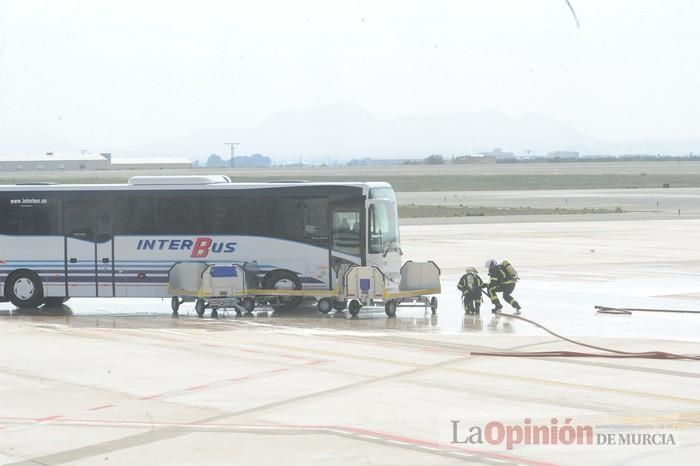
0,153,192,171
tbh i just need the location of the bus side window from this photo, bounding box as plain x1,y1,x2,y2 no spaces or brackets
302,198,329,246
65,203,95,237
332,211,360,256
156,196,209,234
0,195,61,236
117,197,157,234
211,197,249,235
0,197,22,235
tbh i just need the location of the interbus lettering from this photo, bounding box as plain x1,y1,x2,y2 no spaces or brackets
192,237,212,258
136,237,236,258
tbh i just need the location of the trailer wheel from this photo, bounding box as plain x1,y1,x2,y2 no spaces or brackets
263,270,303,311
242,297,256,313
44,297,69,307
385,299,397,318
211,309,219,319
195,299,206,317
332,300,347,311
430,296,438,314
317,298,333,314
171,296,181,312
348,299,361,317
6,270,44,308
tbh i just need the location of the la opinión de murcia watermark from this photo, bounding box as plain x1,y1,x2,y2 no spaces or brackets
450,418,677,450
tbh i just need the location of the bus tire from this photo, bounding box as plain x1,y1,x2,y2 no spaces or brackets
242,297,256,313
348,299,361,317
317,298,333,314
195,299,206,317
6,270,44,309
263,270,303,311
332,299,347,311
44,297,69,307
430,296,438,314
385,299,397,318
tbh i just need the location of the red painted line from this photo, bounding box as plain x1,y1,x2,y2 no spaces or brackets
204,343,224,348
35,415,62,422
278,354,307,360
305,359,327,366
186,385,208,391
87,404,114,411
229,376,252,382
139,394,163,400
269,368,289,374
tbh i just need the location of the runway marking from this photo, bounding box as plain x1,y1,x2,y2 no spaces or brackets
256,340,700,405
0,417,556,466
87,404,114,411
185,385,208,391
448,367,700,405
34,415,63,422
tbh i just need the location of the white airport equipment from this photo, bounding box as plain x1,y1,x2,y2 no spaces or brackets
168,263,253,318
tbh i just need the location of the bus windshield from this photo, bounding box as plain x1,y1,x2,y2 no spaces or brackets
368,200,400,255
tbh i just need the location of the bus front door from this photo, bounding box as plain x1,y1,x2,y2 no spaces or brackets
330,208,363,289
64,199,115,298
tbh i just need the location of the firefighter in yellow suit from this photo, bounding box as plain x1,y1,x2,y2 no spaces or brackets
485,259,522,315
457,266,484,314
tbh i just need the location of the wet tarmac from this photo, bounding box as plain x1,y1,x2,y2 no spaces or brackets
2,276,700,343
1,218,699,465
2,216,700,341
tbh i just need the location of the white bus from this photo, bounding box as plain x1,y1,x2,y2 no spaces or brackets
0,176,403,312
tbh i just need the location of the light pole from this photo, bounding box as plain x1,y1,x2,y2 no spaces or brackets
224,142,240,168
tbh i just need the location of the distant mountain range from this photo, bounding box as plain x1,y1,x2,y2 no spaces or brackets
121,104,594,162
3,104,699,161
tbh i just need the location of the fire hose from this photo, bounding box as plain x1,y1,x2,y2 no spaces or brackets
470,312,700,361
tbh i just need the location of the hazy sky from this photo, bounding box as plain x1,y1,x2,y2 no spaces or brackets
0,0,698,156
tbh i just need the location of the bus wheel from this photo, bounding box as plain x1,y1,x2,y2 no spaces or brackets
195,299,206,317
317,298,333,314
385,300,397,318
263,270,303,311
430,296,438,314
171,296,181,312
348,300,361,317
7,270,44,308
44,297,69,307
242,297,256,313
332,300,347,311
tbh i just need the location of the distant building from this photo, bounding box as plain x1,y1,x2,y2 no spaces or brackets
453,155,497,164
0,152,192,171
110,157,192,170
347,158,421,166
546,150,580,159
477,148,516,161
0,153,110,172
